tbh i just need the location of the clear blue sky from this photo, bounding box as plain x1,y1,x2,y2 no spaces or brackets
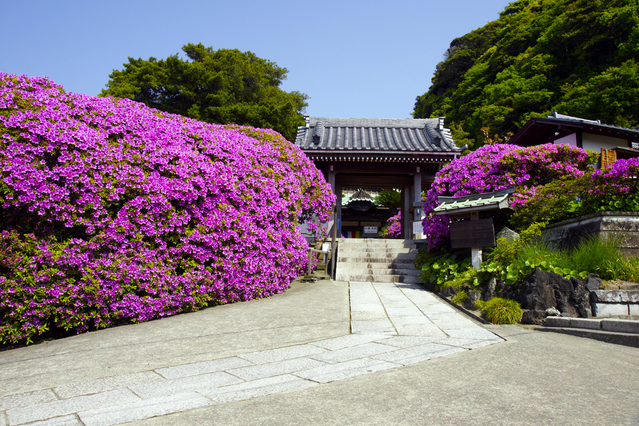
1,0,512,119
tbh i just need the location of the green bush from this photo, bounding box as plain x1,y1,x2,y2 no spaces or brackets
451,291,468,305
474,300,487,310
510,174,593,230
419,251,473,287
481,222,561,285
482,298,523,324
442,268,480,291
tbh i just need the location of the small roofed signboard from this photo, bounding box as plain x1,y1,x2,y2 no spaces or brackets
449,219,496,249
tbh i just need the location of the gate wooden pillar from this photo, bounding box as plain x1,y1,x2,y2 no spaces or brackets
402,185,411,239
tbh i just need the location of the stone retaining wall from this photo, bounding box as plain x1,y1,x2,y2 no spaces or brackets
542,211,639,256
591,290,639,317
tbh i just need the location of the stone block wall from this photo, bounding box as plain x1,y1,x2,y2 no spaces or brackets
591,290,639,318
542,212,639,256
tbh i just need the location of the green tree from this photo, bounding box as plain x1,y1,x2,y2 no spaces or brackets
374,189,401,210
413,0,639,147
101,43,308,141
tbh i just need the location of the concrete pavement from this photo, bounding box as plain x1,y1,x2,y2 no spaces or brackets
1,279,638,425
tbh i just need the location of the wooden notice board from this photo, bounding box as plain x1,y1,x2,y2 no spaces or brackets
449,219,496,249
601,148,617,167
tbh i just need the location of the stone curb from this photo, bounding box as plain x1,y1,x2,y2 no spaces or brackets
431,290,489,325
534,326,639,348
543,317,639,334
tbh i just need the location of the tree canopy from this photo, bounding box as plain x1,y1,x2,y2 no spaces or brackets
101,43,308,141
413,0,639,148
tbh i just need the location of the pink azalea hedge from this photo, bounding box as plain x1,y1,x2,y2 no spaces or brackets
0,74,335,344
422,144,593,250
381,211,401,238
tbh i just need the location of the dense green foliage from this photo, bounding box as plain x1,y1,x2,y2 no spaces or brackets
484,231,639,284
413,0,639,147
374,189,401,209
101,43,308,141
419,251,474,288
481,298,523,324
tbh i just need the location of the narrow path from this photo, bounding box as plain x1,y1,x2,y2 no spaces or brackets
1,281,502,426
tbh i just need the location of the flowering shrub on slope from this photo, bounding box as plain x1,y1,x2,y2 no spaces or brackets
0,74,335,344
380,211,401,238
509,156,639,227
422,144,593,250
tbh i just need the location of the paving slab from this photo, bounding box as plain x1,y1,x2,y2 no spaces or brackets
202,375,317,404
393,323,448,338
78,393,213,426
237,344,327,364
294,358,400,383
154,357,253,380
28,414,84,425
309,342,397,364
0,278,506,425
309,334,391,351
227,358,326,381
130,371,243,400
54,371,166,399
7,389,138,425
350,310,390,321
372,343,467,366
373,335,441,348
0,389,58,411
136,326,639,426
350,319,396,334
0,279,350,397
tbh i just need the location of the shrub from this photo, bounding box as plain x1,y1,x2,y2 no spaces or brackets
451,291,468,305
482,298,523,324
422,144,593,250
0,74,335,344
474,299,487,310
380,211,401,238
511,158,639,229
442,268,479,291
419,251,471,287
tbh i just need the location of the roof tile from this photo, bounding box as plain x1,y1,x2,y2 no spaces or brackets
295,117,461,154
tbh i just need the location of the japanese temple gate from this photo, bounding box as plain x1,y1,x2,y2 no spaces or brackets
295,117,463,240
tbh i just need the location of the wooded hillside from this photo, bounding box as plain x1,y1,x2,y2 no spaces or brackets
413,0,639,148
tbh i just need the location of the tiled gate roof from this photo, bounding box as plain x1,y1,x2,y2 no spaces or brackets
295,117,461,154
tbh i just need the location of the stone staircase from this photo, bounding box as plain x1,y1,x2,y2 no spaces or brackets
335,239,421,283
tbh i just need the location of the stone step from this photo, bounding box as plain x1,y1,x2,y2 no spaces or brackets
338,240,416,248
335,239,421,284
338,253,416,259
335,274,422,284
338,247,416,255
339,262,419,269
338,238,411,243
337,255,416,264
337,268,421,276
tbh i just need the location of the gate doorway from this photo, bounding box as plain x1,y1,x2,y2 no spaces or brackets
295,116,464,240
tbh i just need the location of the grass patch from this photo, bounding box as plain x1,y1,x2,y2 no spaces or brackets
474,299,487,310
566,235,639,281
451,291,468,305
482,298,523,324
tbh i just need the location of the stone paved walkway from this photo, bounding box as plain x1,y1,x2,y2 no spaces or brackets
1,282,502,426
